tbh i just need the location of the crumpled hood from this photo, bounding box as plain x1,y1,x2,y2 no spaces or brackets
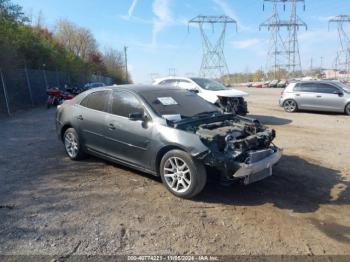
198,88,248,104
212,89,248,98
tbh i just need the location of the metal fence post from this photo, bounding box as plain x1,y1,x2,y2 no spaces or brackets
0,68,11,116
24,66,34,106
55,68,60,88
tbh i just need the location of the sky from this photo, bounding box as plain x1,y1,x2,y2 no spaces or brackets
15,0,350,83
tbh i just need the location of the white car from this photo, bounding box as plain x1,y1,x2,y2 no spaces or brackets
153,77,248,115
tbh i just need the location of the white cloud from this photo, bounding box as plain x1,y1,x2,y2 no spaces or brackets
128,0,138,18
152,0,172,46
232,38,260,49
212,0,250,31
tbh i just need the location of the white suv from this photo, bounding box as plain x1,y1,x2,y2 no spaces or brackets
153,77,248,115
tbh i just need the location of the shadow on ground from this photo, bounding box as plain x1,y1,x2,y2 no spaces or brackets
195,155,349,213
248,114,292,125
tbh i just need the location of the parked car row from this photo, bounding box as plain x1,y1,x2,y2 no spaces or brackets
247,80,288,88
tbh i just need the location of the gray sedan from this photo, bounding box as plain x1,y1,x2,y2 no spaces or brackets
56,85,281,198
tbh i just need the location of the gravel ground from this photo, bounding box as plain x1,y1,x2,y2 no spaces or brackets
0,87,349,256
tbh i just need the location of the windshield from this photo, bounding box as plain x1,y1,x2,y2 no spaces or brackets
190,78,227,91
334,81,350,93
140,89,220,121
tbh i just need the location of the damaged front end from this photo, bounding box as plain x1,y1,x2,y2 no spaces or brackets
217,96,248,116
175,114,281,184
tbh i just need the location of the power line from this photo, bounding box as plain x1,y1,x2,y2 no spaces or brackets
260,0,307,78
329,15,350,78
188,15,237,79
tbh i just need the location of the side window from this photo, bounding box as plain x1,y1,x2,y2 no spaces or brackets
111,91,144,117
315,84,338,94
80,91,109,112
159,79,178,87
294,83,316,92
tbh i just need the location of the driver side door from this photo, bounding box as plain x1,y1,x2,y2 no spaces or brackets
104,91,154,169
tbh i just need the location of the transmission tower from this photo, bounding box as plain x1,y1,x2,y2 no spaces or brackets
287,0,307,74
260,0,306,78
188,15,237,79
329,15,350,78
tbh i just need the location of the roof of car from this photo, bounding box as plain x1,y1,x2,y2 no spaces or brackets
296,80,340,84
95,84,179,93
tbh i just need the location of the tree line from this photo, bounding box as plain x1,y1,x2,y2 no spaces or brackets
0,0,130,85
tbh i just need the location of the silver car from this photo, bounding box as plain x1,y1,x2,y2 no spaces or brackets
279,80,350,115
56,85,281,198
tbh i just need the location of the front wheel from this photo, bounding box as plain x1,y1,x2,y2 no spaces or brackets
160,150,207,199
345,103,350,115
63,128,86,160
283,99,298,113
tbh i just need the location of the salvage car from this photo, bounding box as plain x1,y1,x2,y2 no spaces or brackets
56,85,282,198
153,77,249,115
280,80,350,115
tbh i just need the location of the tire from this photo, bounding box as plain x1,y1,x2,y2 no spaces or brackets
160,149,207,199
63,128,86,160
345,103,350,115
283,99,298,113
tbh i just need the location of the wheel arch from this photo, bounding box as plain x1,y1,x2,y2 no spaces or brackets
345,101,350,114
60,123,73,141
155,145,188,175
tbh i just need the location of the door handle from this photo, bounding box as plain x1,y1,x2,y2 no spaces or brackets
108,123,116,130
295,94,300,96
76,115,83,120
316,95,322,98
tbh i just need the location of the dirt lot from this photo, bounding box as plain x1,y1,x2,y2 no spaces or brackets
0,87,349,256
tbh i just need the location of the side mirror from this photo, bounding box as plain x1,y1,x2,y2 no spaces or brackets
128,112,144,121
334,89,344,96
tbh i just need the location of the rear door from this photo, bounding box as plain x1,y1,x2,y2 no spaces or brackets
104,91,154,169
78,90,110,153
293,83,319,110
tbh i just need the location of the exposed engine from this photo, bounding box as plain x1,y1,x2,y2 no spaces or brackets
195,118,275,161
217,96,248,115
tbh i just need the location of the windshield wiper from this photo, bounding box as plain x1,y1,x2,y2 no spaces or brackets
192,111,220,118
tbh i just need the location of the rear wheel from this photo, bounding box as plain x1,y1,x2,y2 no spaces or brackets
345,103,350,115
160,150,207,199
283,99,298,113
63,128,86,160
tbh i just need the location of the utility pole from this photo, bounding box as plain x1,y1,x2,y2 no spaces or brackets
124,46,128,83
310,57,313,71
168,68,176,77
188,15,237,79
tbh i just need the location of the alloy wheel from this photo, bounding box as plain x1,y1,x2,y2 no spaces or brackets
284,100,297,112
64,132,79,158
163,157,191,193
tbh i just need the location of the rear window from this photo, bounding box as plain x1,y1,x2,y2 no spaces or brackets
80,91,109,112
294,83,317,92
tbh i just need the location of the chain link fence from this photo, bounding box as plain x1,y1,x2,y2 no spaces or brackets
0,68,112,116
